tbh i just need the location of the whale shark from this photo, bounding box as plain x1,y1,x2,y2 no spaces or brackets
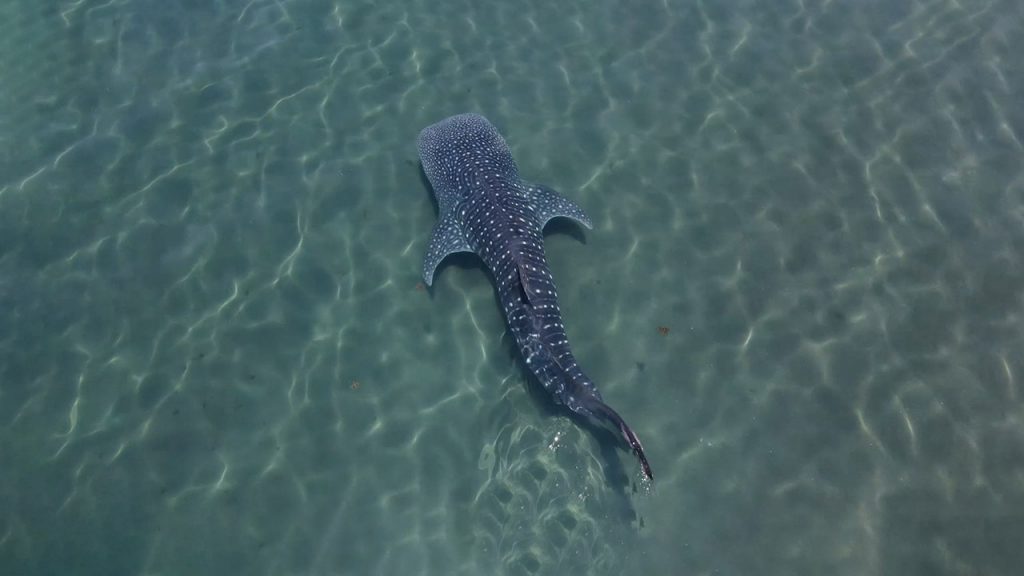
418,113,653,481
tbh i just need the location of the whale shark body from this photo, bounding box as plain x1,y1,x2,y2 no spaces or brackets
418,113,652,481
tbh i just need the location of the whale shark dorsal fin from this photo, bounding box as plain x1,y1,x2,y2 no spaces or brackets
422,211,472,286
524,183,593,231
515,260,537,305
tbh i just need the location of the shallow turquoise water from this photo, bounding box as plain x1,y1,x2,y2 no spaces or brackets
2,0,1024,574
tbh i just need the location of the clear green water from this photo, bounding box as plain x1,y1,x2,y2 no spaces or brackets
2,0,1023,574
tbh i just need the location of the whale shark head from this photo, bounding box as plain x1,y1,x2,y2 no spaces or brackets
417,113,520,210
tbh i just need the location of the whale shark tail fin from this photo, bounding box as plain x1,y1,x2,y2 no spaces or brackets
584,398,653,482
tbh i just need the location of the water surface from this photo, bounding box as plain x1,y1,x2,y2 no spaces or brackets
2,0,1023,574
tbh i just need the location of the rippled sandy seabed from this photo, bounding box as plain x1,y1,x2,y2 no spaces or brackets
2,0,1023,574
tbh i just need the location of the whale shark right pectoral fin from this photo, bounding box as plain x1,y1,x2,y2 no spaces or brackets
524,183,593,231
423,211,472,286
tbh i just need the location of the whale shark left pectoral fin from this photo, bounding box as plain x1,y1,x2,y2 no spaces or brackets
524,183,593,231
423,211,472,286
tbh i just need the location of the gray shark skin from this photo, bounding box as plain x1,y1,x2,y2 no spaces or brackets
418,113,652,482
